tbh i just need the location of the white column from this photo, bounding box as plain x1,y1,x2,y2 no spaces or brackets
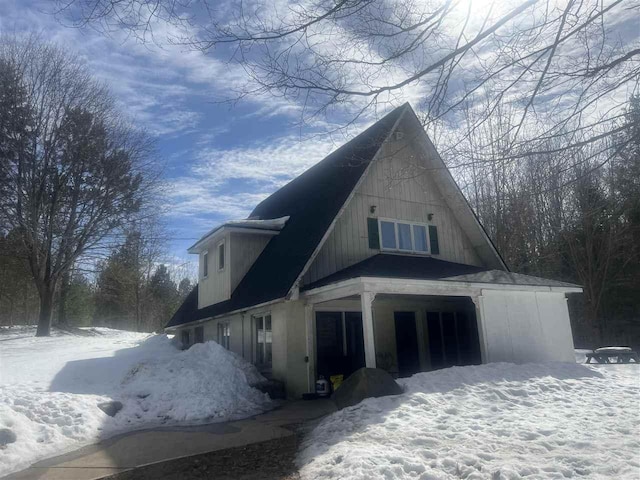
304,302,315,392
361,291,377,368
471,294,488,364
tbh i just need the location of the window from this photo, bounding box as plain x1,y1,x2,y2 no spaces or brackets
181,329,191,349
380,221,397,249
378,219,434,255
194,326,204,344
202,251,209,278
397,223,412,250
254,314,272,369
217,322,230,349
217,241,225,271
413,225,428,252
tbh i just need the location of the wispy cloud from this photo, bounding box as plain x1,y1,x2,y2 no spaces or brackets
166,133,337,226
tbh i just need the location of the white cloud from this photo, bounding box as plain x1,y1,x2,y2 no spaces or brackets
165,133,338,225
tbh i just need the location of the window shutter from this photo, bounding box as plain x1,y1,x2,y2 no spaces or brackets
429,225,440,254
367,217,380,249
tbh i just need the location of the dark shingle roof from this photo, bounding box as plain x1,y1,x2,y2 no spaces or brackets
166,104,407,328
443,270,581,288
302,254,489,290
302,254,580,290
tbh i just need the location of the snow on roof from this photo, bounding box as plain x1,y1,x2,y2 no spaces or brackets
224,216,290,230
188,216,290,253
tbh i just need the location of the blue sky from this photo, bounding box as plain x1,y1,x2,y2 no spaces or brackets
1,0,637,275
0,0,373,269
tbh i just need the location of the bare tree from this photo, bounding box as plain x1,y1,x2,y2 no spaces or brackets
0,35,156,336
53,0,639,155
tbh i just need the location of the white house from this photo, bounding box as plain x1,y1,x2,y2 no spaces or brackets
166,103,581,398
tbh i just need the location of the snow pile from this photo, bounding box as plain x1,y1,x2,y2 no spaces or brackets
0,327,271,477
120,340,270,422
298,362,640,479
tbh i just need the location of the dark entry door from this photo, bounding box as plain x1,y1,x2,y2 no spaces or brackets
425,310,482,369
316,311,365,379
394,312,420,377
344,312,366,375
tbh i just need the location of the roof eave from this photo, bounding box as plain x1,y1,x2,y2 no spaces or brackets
187,226,281,254
302,275,582,300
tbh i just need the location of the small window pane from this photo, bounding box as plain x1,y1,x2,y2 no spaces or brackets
380,221,396,249
255,315,272,368
181,330,190,349
265,343,272,365
398,223,412,250
413,225,428,252
195,326,204,343
203,252,208,277
218,243,225,270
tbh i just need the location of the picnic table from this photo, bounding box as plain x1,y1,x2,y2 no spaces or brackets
585,347,639,364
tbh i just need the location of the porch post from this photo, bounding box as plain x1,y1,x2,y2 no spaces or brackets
304,302,315,392
471,295,489,364
361,291,377,368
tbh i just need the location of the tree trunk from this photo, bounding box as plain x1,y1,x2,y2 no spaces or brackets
57,269,70,326
35,284,55,337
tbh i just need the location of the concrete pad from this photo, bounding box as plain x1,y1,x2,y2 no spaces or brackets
6,467,124,480
3,399,335,480
256,399,336,427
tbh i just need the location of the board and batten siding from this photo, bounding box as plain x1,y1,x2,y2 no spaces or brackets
230,232,272,293
302,123,483,286
198,232,231,309
479,290,575,363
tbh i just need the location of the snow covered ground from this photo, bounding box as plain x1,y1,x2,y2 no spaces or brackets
0,326,271,477
298,362,640,480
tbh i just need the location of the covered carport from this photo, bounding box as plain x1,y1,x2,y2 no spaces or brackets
300,271,581,389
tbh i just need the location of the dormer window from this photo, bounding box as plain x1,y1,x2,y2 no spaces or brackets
217,240,225,271
202,251,209,278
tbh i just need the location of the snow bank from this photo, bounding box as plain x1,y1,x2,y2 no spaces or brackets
298,362,640,480
0,327,271,477
120,340,270,423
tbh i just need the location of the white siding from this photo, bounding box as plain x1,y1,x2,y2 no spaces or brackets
479,290,575,363
198,232,231,309
230,232,272,294
303,119,483,286
175,299,309,397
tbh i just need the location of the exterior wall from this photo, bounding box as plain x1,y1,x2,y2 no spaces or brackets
174,287,575,400
272,300,309,398
229,232,272,293
173,299,311,399
303,118,483,286
198,232,231,309
198,231,273,309
479,290,575,363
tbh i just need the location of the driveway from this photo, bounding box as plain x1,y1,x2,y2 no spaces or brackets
4,399,336,480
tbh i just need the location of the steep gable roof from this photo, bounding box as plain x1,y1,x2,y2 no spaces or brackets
166,104,406,328
399,108,508,270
